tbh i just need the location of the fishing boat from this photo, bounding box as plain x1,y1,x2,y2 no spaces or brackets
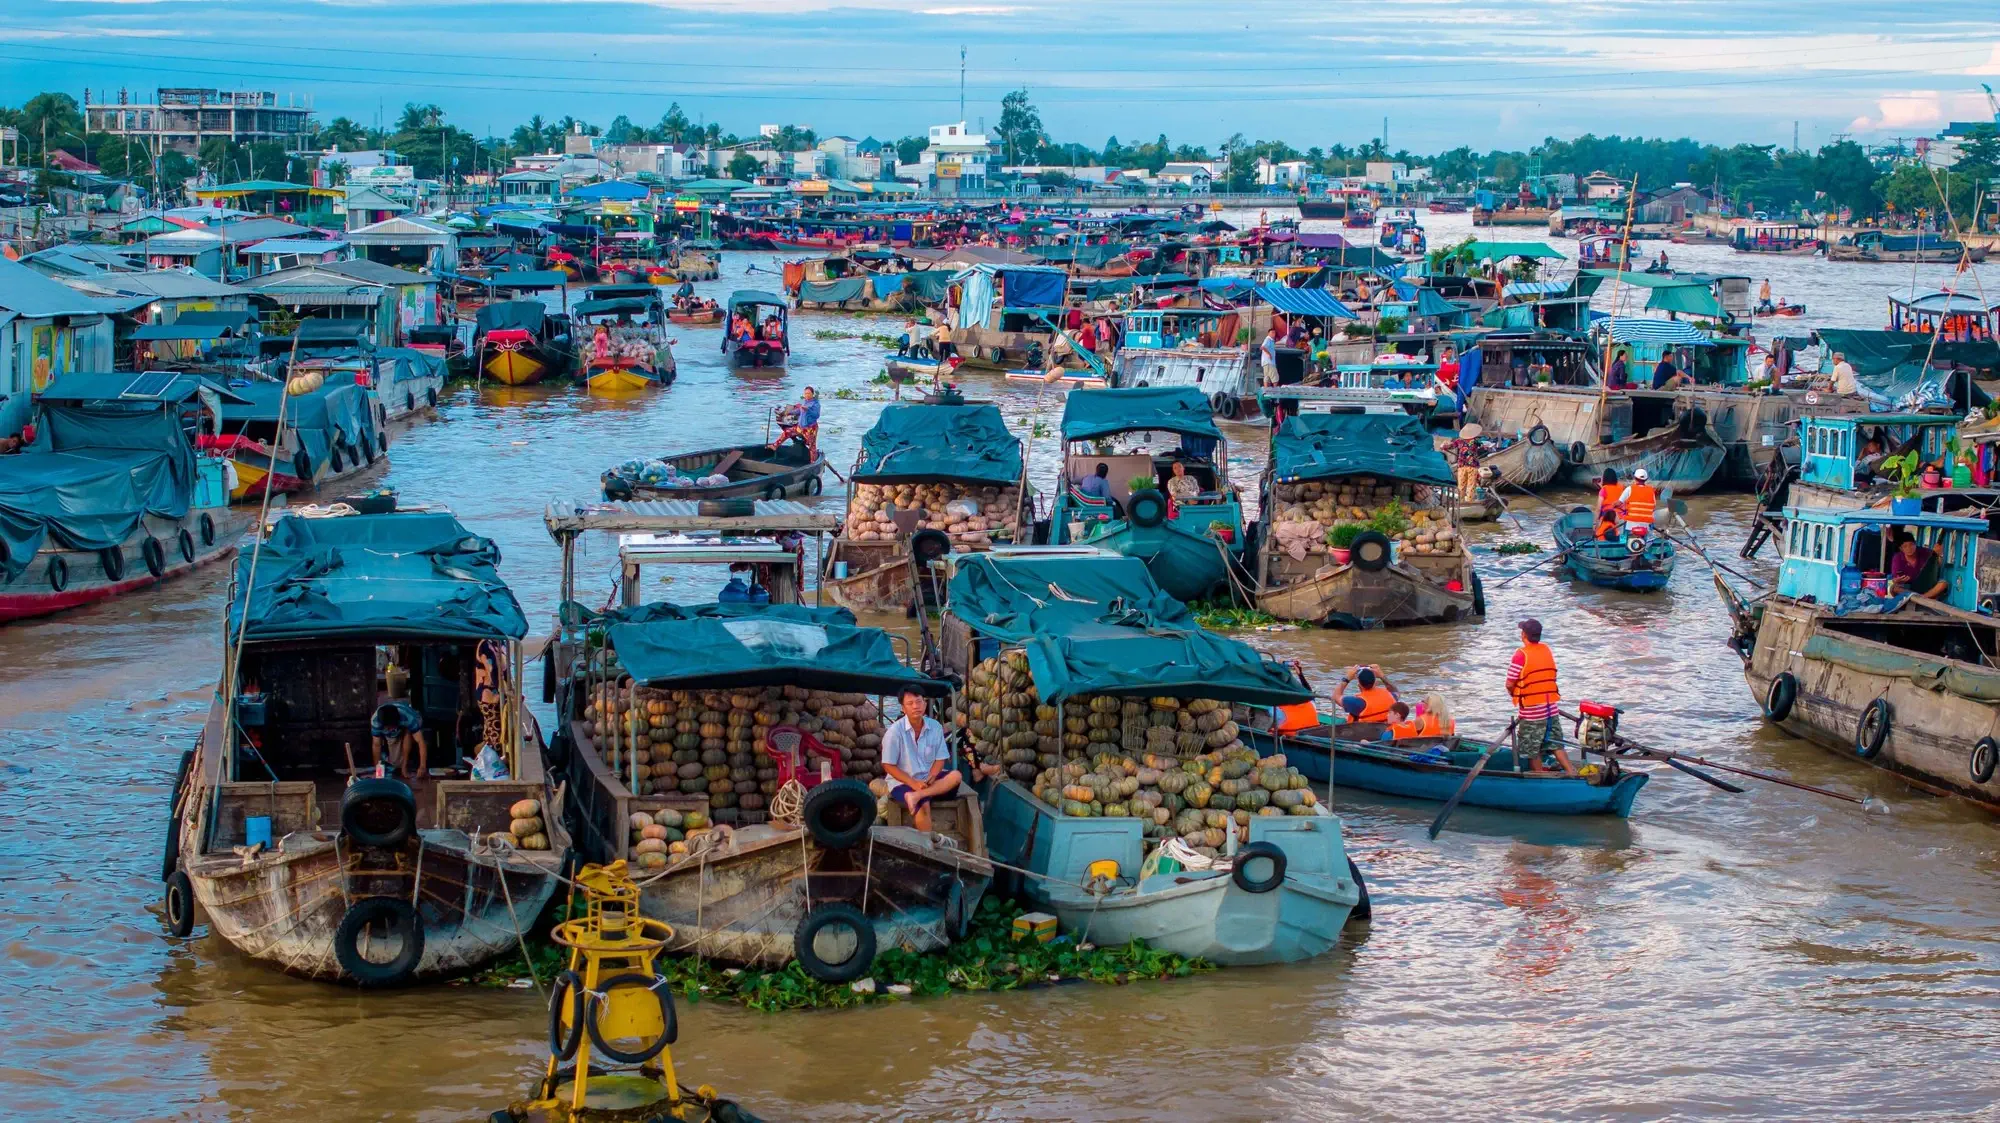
1829,229,1985,264
1048,387,1243,604
573,296,677,393
473,299,574,386
1105,307,1252,415
933,550,1368,965
721,291,790,370
600,438,824,502
540,505,988,982
1720,505,2000,814
290,349,447,423
1551,506,1677,591
211,373,387,501
1243,722,1649,818
163,507,570,985
0,373,247,623
1730,222,1823,256
1254,411,1483,628
821,403,1029,613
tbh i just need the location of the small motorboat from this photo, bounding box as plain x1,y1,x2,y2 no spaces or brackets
1756,301,1807,317
722,291,789,370
601,437,825,501
1551,506,1676,591
668,302,723,325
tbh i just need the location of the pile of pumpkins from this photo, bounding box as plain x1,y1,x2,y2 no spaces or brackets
843,481,1021,549
627,806,711,870
491,797,552,850
582,678,886,826
1266,475,1458,562
1029,747,1317,860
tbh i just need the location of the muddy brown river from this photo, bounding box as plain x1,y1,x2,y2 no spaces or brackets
3,226,1996,1121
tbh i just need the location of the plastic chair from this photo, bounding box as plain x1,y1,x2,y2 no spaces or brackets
763,725,844,790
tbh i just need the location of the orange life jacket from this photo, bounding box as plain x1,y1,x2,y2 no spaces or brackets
1622,483,1658,527
1415,711,1452,738
1510,642,1561,710
1597,484,1623,515
1355,684,1397,722
1388,718,1422,739
1275,702,1320,733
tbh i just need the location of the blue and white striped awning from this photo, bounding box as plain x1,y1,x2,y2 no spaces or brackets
1602,318,1711,345
1504,280,1569,299
1252,283,1357,319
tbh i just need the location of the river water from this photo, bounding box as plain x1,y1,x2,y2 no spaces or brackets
3,214,1997,1122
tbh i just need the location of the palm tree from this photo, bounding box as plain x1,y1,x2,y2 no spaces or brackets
396,103,444,132
319,117,366,150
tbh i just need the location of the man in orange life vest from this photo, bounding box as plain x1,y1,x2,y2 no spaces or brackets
1618,468,1658,540
1337,664,1400,723
1507,618,1576,775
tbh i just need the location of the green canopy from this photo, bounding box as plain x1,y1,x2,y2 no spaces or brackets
231,512,527,643
607,608,948,695
1466,240,1566,262
1060,386,1222,442
0,402,195,580
943,554,1311,706
1646,285,1726,319
1271,412,1454,486
855,403,1023,484
1815,329,2000,378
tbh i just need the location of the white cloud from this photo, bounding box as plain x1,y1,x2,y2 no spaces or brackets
1849,90,1992,133
1967,43,2000,76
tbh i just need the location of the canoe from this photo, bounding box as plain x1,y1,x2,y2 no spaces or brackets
668,308,722,325
602,439,825,502
980,777,1364,966
1246,725,1650,817
1551,507,1676,591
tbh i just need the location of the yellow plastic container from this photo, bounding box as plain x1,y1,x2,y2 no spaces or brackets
1012,911,1058,943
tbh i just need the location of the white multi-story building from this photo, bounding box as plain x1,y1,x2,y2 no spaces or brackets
919,122,993,197
1157,162,1215,192
1257,158,1312,187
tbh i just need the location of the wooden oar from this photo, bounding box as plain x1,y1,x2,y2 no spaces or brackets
1427,718,1519,839
1495,550,1561,586
1606,732,1887,811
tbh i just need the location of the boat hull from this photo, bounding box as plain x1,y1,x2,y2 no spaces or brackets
1257,558,1480,628
1565,428,1727,493
1482,435,1565,490
1247,728,1650,817
1058,520,1236,604
0,508,246,623
1551,509,1676,591
585,363,671,393
483,347,548,386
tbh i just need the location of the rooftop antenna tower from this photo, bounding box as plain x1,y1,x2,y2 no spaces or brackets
959,45,967,123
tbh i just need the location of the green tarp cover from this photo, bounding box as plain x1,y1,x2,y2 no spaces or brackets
880,270,952,303
1816,329,2000,378
944,554,1310,706
798,276,868,303
575,600,857,628
0,404,194,579
607,610,947,695
1271,412,1455,485
1029,243,1128,268
232,512,527,642
1645,285,1726,319
218,379,378,473
1801,632,2000,703
1466,240,1566,261
854,403,1023,484
1061,386,1223,442
476,300,548,335
572,298,654,318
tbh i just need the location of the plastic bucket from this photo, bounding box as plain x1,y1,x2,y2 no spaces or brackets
833,561,849,579
245,816,273,848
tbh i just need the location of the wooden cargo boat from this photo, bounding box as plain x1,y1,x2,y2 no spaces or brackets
601,438,824,502
1828,230,1984,264
722,290,789,370
573,290,677,393
1466,383,1728,494
1730,222,1823,256
1255,411,1483,628
163,508,568,985
932,550,1367,964
1722,506,2000,814
212,372,388,500
1551,506,1677,591
821,403,1028,613
0,373,248,623
1049,387,1243,604
473,298,574,387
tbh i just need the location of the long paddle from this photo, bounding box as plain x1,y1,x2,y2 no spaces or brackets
1604,730,1888,812
1656,755,1746,793
1495,550,1561,586
1427,717,1518,840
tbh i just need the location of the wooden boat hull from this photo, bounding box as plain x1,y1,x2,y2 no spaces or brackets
1678,389,1797,488
823,548,927,612
0,508,246,623
585,361,673,393
483,347,548,386
1734,243,1821,257
1551,509,1676,591
1565,426,1727,493
1739,599,2000,813
607,442,824,502
1246,727,1650,817
1827,245,1982,264
1257,558,1480,628
725,342,788,370
668,310,721,325
981,778,1360,966
1474,435,1564,490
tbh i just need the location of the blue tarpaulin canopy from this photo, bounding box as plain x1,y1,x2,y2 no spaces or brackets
854,403,1023,483
1252,284,1358,319
1000,267,1066,309
1060,386,1222,442
606,608,948,695
1270,411,1455,486
0,399,197,579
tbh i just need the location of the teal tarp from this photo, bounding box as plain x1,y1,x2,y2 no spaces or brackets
798,276,868,304
231,512,526,642
1816,328,1995,407
1271,412,1454,485
854,403,1023,484
217,379,379,474
607,608,947,695
1060,386,1222,442
0,404,194,579
871,271,951,302
944,554,1311,706
476,300,548,335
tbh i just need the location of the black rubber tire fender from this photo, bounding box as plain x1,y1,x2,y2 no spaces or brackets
341,776,417,849
47,555,68,592
163,745,195,880
584,973,678,1063
1231,840,1288,894
1854,697,1891,760
763,483,784,501
909,528,953,566
329,445,345,474
807,473,823,495
333,897,425,987
546,970,586,1061
142,536,166,577
1350,530,1393,571
101,546,126,582
1210,390,1231,415
177,528,196,563
1219,394,1242,421
1347,855,1372,922
793,901,877,983
800,778,877,850
1971,737,1998,785
1566,440,1589,464
1127,488,1169,528
405,392,417,414
427,387,439,408
1763,672,1798,723
164,869,196,938
1470,571,1487,617
294,449,313,482
199,513,216,547
1527,424,1551,446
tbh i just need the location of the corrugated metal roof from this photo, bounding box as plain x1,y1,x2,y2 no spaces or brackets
242,238,348,256
0,257,130,317
62,268,244,300
544,498,838,537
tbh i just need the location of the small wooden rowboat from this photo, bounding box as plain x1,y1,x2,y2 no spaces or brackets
1551,507,1676,591
601,439,825,502
1247,724,1650,818
668,307,722,326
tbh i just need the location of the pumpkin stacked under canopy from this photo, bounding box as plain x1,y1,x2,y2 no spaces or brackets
844,481,1022,548
626,807,710,870
1267,476,1459,562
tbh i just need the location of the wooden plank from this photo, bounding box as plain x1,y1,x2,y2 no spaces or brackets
543,498,838,536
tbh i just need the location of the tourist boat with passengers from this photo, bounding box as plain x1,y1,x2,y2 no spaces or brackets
162,505,569,985
572,292,678,393
1829,229,1986,265
0,372,246,623
722,290,791,370
931,549,1369,965
1048,387,1244,604
1551,504,1678,591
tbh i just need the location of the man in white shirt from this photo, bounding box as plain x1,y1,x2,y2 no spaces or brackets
1831,352,1889,406
881,686,959,831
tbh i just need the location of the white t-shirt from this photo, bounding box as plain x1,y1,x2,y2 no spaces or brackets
1833,361,1859,396
882,714,950,780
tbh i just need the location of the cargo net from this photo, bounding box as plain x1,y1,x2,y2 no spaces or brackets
962,649,1317,862
845,480,1022,548
1266,475,1458,564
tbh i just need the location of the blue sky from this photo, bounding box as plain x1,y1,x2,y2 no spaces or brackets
4,0,1997,151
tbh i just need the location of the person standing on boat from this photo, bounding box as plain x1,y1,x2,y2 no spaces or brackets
1618,468,1658,539
1507,619,1576,775
1446,424,1484,499
1338,665,1399,723
1757,279,1774,315
789,386,821,459
882,686,961,832
1260,326,1281,387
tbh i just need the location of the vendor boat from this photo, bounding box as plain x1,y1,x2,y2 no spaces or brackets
1465,425,1565,490
474,299,574,386
573,294,677,393
667,302,722,326
821,403,1029,613
1049,387,1244,604
1254,411,1483,628
1828,230,1983,264
0,373,247,623
933,550,1368,965
211,373,387,500
163,507,570,985
600,437,824,502
1720,505,2000,815
721,291,789,370
1551,506,1677,591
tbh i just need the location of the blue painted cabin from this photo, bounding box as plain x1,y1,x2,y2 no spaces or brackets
1797,413,1957,492
1778,506,1985,610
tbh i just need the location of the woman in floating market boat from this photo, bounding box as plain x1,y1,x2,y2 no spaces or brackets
1166,458,1201,504
1888,532,1951,600
1606,350,1633,390
1446,424,1484,498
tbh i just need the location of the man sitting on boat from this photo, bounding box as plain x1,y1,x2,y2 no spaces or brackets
1078,462,1112,501
882,686,962,832
369,695,431,781
1887,532,1950,600
1338,665,1400,722
1507,619,1577,776
1616,469,1659,541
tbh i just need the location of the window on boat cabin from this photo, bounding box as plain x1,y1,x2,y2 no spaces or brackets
1811,523,1826,561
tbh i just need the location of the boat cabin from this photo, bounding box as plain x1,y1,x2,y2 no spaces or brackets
1888,291,1999,342
1779,507,1984,615
614,533,806,608
1120,307,1236,351
1798,413,1958,492
1476,335,1597,388
1731,223,1820,252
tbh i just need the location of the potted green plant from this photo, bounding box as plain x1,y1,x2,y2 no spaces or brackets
1882,450,1923,514
1207,519,1235,544
1326,522,1362,565
1128,474,1157,493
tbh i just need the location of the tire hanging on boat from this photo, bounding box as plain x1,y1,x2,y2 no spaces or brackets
142,536,166,577
1527,424,1551,446
1854,697,1892,760
333,897,425,986
793,902,877,983
800,778,876,850
199,513,216,547
163,870,195,938
46,555,68,592
177,528,196,563
584,973,677,1062
1346,856,1372,921
1231,840,1287,894
100,546,126,582
1350,531,1393,571
1127,488,1168,528
1763,672,1798,722
341,776,416,849
1970,737,1998,785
